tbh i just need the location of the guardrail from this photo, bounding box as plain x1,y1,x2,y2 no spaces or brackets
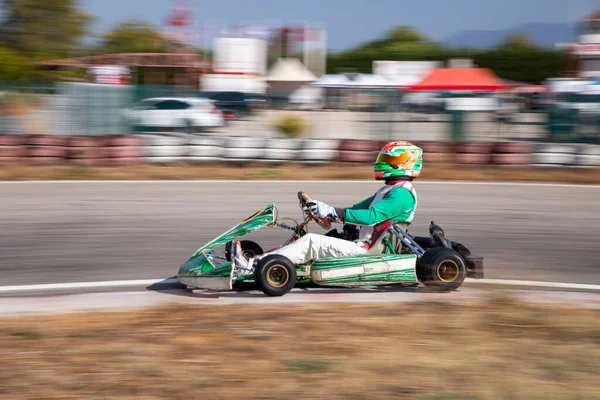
0,134,599,168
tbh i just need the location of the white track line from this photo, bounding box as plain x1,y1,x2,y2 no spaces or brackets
1,278,600,294
0,278,178,293
0,180,598,188
467,279,600,291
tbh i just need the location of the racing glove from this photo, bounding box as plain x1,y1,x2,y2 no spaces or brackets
304,200,340,222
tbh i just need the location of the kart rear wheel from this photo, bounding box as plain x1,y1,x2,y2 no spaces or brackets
225,240,264,261
255,255,297,297
417,247,466,291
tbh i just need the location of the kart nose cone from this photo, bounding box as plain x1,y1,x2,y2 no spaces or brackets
177,253,234,291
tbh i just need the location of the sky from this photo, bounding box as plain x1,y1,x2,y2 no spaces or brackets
83,0,599,50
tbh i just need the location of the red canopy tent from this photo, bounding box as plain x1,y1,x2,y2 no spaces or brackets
407,68,508,91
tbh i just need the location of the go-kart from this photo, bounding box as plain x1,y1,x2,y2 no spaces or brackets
177,192,484,296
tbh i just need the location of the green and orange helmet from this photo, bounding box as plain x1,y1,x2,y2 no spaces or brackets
374,141,423,180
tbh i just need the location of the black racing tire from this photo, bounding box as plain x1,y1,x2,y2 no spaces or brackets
254,255,297,297
225,240,264,261
417,247,466,291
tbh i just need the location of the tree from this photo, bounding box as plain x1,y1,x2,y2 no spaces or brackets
327,26,563,83
0,0,93,57
99,19,170,54
384,26,429,43
498,34,537,49
0,46,32,82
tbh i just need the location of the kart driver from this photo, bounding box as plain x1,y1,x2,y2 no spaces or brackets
232,141,423,272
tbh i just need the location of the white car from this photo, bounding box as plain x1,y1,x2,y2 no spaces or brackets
123,97,224,132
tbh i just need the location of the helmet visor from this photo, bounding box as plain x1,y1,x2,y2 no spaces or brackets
375,152,411,166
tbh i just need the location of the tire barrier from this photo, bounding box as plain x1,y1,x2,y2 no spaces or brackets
141,133,188,147
338,139,381,163
105,135,143,148
576,144,600,167
299,139,339,165
0,134,599,169
0,135,26,146
455,142,495,165
187,135,224,162
0,145,26,158
141,134,188,164
416,141,454,164
531,143,578,167
492,142,533,166
103,145,144,166
104,134,144,165
26,135,69,165
28,145,67,158
264,138,302,164
66,136,108,166
223,136,266,163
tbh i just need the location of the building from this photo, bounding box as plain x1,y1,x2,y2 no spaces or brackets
38,53,210,86
557,10,600,79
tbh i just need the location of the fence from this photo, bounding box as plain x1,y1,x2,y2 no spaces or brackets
1,84,600,144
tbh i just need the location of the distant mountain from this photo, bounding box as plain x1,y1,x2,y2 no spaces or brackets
442,23,578,49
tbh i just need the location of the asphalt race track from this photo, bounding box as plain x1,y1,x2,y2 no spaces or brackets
1,180,599,288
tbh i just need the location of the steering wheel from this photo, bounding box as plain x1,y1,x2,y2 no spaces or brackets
297,191,332,230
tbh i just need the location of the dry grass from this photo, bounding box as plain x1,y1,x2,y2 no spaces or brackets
1,296,600,399
0,162,600,184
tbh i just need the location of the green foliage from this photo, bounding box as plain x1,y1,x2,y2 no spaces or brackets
383,25,430,43
0,47,32,82
498,34,538,49
472,48,564,84
0,91,43,106
0,0,93,57
99,19,170,54
327,26,565,84
272,113,310,138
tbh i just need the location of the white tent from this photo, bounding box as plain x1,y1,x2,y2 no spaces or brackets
346,74,393,88
266,58,317,83
266,58,317,100
386,75,422,88
313,73,416,89
311,74,351,88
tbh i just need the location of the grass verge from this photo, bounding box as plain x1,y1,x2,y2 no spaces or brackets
0,163,599,184
1,295,599,399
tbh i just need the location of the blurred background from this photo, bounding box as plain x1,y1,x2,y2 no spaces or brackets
0,0,599,150
2,3,600,398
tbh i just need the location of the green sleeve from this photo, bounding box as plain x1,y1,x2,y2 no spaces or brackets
343,187,415,226
348,195,375,210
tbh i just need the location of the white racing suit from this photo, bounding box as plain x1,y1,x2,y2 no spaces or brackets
258,180,417,265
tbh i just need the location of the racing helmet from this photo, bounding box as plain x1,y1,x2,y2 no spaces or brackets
374,141,423,180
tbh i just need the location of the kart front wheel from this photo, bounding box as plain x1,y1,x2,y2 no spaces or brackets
417,247,466,291
225,240,264,261
255,255,297,297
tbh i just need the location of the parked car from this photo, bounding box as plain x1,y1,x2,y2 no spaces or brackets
123,97,224,132
401,92,446,113
199,91,268,118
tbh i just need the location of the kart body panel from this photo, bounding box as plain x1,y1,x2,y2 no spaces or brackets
311,254,418,286
177,204,276,290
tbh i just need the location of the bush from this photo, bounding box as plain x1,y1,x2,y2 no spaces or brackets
0,92,43,115
272,113,310,138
